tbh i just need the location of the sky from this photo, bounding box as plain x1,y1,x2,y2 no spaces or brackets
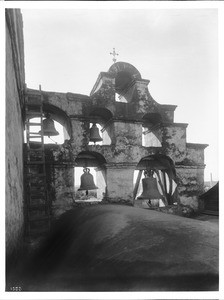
21,7,219,181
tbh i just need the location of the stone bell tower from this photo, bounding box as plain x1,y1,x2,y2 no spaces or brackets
25,61,207,218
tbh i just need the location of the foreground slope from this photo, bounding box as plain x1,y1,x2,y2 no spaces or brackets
10,204,219,291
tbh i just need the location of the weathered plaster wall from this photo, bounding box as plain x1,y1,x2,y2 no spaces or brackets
26,61,207,211
91,77,116,113
186,143,207,165
106,166,135,204
160,105,177,123
71,119,88,150
5,9,25,264
162,124,187,162
47,92,83,115
50,165,75,217
114,121,142,146
176,166,205,210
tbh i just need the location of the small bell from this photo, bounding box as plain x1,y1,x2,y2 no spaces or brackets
138,177,161,200
89,123,103,144
39,115,59,137
78,168,98,195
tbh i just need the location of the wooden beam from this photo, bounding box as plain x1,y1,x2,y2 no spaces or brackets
154,170,168,206
162,171,167,194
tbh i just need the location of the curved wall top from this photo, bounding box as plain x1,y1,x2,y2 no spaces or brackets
108,62,142,80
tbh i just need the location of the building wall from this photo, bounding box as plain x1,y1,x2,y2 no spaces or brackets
51,165,75,217
26,62,207,212
186,143,207,165
5,9,25,264
176,166,205,210
106,165,135,204
162,124,187,162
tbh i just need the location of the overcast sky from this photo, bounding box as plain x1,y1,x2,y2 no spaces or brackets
21,8,218,181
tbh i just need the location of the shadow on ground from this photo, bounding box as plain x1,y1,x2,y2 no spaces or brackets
6,204,219,291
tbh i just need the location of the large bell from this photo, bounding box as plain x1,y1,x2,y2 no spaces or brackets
39,115,59,137
89,123,103,144
78,168,98,192
138,177,161,200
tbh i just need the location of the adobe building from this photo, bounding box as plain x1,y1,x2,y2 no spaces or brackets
6,9,208,267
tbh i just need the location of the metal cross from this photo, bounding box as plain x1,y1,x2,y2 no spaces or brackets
110,48,119,64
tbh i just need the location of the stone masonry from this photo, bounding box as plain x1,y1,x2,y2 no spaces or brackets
26,61,208,216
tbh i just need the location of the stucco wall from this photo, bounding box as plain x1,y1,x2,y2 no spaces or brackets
176,166,205,210
51,165,75,217
162,124,187,162
106,166,135,204
114,121,142,146
186,144,207,165
5,9,25,264
26,61,207,211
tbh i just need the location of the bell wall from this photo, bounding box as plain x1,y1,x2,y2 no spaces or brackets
26,61,208,213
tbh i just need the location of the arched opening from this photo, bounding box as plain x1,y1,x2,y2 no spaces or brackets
142,126,162,147
74,151,107,202
43,103,72,138
142,113,162,147
88,108,113,145
24,104,72,145
24,116,69,145
88,123,111,146
108,62,142,103
114,71,135,103
133,155,178,207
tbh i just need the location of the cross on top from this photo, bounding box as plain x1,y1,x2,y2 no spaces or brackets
110,48,119,64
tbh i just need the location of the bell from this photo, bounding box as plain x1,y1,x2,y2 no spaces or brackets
78,168,98,191
138,177,161,200
89,123,103,144
39,115,59,137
